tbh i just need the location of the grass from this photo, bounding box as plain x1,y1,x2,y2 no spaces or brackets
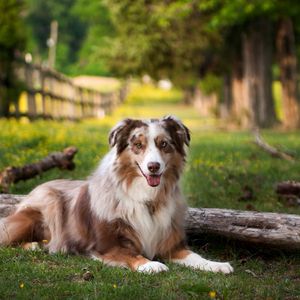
1,83,300,299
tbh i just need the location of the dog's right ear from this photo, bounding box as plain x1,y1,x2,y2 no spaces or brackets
109,118,145,154
109,119,130,148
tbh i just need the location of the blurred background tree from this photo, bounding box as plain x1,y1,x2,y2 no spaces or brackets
105,0,300,128
0,0,26,116
1,0,300,128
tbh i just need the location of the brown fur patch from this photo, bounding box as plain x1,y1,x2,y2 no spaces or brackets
169,248,191,259
49,185,143,256
130,134,148,154
0,208,43,245
115,152,140,188
154,135,174,153
73,185,93,239
163,153,184,185
92,249,149,271
68,184,95,253
110,119,147,154
94,218,142,255
162,117,190,155
157,220,186,259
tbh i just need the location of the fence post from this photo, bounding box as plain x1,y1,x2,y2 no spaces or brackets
25,63,37,118
13,58,126,120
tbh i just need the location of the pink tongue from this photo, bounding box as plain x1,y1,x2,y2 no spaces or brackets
146,175,161,187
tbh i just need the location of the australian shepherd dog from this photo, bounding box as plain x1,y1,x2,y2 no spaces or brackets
0,116,233,274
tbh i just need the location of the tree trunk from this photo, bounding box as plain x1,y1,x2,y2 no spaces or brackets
231,59,247,126
183,86,195,104
193,88,218,117
220,74,232,119
276,18,300,128
242,19,277,128
0,55,13,117
1,194,300,249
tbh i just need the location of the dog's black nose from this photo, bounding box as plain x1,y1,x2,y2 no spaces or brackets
147,162,160,173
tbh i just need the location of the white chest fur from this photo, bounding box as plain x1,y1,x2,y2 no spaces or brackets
115,178,176,259
131,200,174,259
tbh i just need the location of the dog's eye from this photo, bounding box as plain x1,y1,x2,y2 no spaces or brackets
135,142,142,149
161,141,168,148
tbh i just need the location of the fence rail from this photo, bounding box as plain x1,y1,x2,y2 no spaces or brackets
8,58,127,120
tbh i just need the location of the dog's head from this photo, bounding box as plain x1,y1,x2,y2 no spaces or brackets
109,116,190,188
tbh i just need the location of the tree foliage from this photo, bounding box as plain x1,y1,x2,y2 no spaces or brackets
0,0,26,51
71,0,114,75
25,0,113,75
106,1,224,88
25,0,86,72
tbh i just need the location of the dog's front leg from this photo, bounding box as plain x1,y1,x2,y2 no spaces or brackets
91,248,169,273
170,248,233,274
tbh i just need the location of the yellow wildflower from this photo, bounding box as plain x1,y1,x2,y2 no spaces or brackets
208,291,216,298
19,283,25,288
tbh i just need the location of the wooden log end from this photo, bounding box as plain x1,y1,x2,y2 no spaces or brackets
276,181,300,196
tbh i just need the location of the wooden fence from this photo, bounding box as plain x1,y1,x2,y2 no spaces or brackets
9,59,127,120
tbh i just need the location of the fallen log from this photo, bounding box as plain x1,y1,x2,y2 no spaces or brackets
276,181,300,196
253,129,295,161
186,208,300,249
276,181,300,207
0,147,77,193
1,194,300,249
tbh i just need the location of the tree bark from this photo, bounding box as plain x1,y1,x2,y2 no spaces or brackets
0,53,14,117
0,146,77,193
242,18,277,128
276,17,300,128
231,59,247,126
186,207,300,249
183,86,196,105
1,194,300,249
220,74,232,119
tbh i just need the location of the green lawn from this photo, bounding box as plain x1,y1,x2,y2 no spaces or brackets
0,83,300,299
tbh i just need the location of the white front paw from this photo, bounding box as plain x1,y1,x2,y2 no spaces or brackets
203,261,234,274
137,261,169,273
174,253,234,274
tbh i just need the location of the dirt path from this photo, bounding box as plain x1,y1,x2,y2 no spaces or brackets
98,83,216,133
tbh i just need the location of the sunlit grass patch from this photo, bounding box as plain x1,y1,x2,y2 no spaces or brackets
127,82,182,105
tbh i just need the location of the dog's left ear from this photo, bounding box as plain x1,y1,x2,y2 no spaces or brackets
109,118,145,153
162,116,190,154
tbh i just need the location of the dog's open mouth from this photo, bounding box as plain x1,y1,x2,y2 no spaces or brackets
136,163,162,187
145,174,161,187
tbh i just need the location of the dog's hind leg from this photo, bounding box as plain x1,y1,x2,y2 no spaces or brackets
0,208,42,246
